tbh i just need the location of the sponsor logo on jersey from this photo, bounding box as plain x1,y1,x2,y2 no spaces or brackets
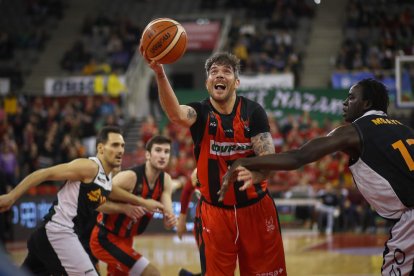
87,188,106,204
209,140,252,156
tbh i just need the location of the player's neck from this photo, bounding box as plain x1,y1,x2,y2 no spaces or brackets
97,156,112,176
210,93,237,115
145,162,161,186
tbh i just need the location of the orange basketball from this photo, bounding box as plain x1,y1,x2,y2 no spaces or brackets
140,18,187,64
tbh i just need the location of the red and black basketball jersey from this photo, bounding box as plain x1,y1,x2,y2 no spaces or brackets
188,96,270,206
97,164,164,237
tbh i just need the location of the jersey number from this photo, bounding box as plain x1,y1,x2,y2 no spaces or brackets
392,139,414,171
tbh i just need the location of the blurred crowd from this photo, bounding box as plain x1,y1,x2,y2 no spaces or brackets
60,14,141,74
0,0,66,91
0,95,123,195
335,0,414,72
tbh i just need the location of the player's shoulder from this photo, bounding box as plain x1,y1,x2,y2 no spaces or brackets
327,124,358,138
239,95,265,112
70,158,98,169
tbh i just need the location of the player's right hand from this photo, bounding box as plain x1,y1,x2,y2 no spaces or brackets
0,194,14,213
143,199,164,213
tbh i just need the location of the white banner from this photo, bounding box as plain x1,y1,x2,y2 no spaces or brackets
0,78,10,95
44,75,127,96
239,73,294,89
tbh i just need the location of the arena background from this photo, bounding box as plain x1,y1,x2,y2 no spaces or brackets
1,0,414,275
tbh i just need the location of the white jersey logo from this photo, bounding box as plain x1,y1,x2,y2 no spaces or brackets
209,140,252,156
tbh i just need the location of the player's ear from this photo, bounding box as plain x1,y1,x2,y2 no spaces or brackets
235,78,240,89
97,143,104,155
363,99,373,111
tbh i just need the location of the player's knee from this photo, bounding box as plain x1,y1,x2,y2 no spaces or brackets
141,263,160,276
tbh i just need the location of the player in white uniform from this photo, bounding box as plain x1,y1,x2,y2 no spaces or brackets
221,79,414,275
0,126,164,275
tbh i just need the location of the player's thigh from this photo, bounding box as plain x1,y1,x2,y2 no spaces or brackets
198,202,238,275
25,226,67,275
382,210,414,276
91,227,140,272
237,195,286,276
46,226,98,275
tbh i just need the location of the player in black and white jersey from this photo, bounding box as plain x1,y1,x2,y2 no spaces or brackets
221,78,414,275
0,126,164,275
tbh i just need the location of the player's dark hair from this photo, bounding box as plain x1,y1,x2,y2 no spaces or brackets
355,78,389,114
96,126,122,147
145,135,171,151
205,52,241,78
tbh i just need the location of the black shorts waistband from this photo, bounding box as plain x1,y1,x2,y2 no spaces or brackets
201,190,268,209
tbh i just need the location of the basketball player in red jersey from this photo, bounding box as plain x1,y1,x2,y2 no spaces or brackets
90,135,177,276
141,51,286,275
221,79,414,276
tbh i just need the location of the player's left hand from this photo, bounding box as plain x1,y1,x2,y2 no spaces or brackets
163,213,177,230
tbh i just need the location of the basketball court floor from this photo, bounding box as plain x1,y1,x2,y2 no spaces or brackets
7,230,387,275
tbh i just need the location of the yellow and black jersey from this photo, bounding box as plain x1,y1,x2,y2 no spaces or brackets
350,111,414,219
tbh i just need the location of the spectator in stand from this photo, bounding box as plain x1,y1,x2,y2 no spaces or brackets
316,182,340,234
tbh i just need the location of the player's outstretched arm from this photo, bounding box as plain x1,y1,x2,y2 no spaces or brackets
0,159,97,212
97,201,147,220
219,125,359,201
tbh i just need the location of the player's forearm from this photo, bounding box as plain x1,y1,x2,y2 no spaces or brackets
97,201,127,214
239,150,304,171
10,169,47,202
109,185,145,206
180,180,194,214
155,70,184,123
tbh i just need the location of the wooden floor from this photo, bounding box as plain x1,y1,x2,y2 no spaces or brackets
7,231,387,276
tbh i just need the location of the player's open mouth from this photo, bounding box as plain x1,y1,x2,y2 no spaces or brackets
214,84,226,90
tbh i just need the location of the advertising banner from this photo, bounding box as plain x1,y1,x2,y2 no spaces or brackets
181,20,221,51
44,75,126,96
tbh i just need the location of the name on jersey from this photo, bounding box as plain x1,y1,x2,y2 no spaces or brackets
371,118,402,125
210,140,252,156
